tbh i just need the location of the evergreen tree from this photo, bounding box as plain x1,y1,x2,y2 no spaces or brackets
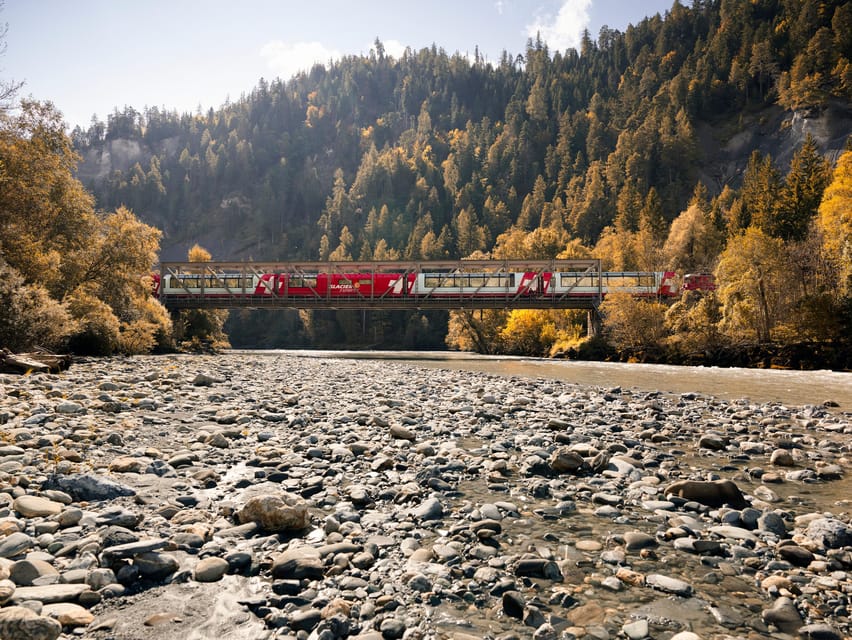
774,134,831,241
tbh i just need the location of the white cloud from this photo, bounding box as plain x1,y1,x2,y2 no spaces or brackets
526,0,592,52
260,41,341,80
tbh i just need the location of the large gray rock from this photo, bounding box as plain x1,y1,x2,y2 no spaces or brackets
549,448,585,473
0,532,32,558
0,606,61,640
805,518,852,550
99,539,167,565
43,473,136,501
193,557,229,582
410,497,443,521
762,596,803,633
133,552,179,579
645,574,693,597
10,583,91,604
665,479,748,509
10,559,59,586
236,493,309,532
271,547,324,580
798,623,842,640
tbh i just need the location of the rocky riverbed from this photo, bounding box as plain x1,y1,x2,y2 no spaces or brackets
0,353,850,640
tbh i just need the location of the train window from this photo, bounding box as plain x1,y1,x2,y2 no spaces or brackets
424,276,441,288
560,273,596,287
291,275,318,288
222,276,248,289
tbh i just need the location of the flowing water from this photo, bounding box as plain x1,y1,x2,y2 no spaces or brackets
263,350,851,409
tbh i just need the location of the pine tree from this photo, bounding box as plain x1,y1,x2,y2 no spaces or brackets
774,135,831,241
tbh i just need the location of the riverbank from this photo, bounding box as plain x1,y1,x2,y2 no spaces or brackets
0,353,850,639
562,339,852,373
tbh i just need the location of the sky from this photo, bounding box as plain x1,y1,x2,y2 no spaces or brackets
3,0,676,131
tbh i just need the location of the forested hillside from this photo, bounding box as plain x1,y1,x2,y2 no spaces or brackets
67,0,852,361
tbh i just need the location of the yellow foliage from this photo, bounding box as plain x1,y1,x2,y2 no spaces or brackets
715,226,793,343
599,292,668,350
817,150,852,295
500,309,586,356
66,287,121,355
446,310,507,354
188,244,213,262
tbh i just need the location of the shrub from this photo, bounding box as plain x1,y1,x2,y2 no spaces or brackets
0,261,73,352
66,289,121,356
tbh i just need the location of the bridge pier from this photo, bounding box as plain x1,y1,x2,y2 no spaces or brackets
586,308,602,338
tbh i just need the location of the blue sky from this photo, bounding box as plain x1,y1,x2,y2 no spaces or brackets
4,0,676,130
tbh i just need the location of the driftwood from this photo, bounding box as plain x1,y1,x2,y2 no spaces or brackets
0,349,72,374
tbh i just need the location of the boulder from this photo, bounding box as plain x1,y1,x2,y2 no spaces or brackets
236,493,309,532
665,479,748,509
0,606,61,640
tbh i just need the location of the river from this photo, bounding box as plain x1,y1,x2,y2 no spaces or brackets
241,350,851,410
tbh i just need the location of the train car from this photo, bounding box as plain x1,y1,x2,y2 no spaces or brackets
161,273,261,297
408,272,550,297
682,273,716,291
243,273,409,298
552,271,677,297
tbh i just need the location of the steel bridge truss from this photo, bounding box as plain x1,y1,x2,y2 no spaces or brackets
158,259,604,311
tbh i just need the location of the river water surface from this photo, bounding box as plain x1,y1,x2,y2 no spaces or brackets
251,350,850,410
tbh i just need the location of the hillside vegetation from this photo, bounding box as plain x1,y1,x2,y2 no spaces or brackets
3,0,851,364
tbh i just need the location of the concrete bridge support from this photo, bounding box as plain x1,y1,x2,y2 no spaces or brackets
587,308,602,338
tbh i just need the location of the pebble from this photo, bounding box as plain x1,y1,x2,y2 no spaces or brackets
12,496,62,518
193,557,230,582
0,354,847,639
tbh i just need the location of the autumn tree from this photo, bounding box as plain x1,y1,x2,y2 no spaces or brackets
0,100,170,354
0,258,72,352
817,149,852,295
663,197,724,274
599,292,668,353
665,290,726,356
446,310,507,354
715,227,793,343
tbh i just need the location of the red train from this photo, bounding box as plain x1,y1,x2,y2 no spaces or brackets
153,270,697,300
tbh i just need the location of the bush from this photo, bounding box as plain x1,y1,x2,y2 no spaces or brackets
120,293,174,354
599,292,668,351
0,261,73,352
66,289,121,356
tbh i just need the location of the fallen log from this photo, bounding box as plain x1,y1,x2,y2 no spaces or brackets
0,349,72,374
